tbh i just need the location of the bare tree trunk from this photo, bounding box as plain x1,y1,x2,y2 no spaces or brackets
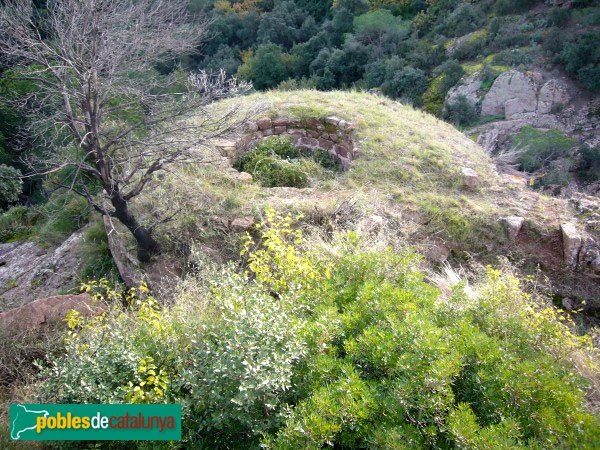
0,0,253,265
110,192,159,263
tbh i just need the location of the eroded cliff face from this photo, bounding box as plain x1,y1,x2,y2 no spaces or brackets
446,69,599,183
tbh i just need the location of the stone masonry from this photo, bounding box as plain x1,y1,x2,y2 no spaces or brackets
215,115,359,171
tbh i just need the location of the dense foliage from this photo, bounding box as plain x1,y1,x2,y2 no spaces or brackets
187,0,600,100
235,136,337,187
38,211,600,448
514,126,576,173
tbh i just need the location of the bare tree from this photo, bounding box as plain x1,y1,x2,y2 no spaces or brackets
0,0,251,262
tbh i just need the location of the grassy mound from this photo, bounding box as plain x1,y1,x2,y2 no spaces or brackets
139,90,566,261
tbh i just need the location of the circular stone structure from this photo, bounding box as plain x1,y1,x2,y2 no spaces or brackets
215,115,359,171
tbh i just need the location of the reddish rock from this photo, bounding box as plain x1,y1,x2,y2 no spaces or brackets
332,144,350,158
318,139,334,149
306,118,321,129
273,126,287,134
273,118,293,127
289,129,307,137
0,293,104,335
256,117,272,130
325,116,341,126
230,216,255,232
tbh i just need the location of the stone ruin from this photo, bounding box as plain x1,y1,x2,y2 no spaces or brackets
215,115,359,171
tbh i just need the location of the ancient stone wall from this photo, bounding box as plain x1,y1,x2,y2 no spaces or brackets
216,115,359,171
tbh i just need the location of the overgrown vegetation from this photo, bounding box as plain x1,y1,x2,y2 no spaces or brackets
234,136,337,187
36,211,600,448
513,126,576,173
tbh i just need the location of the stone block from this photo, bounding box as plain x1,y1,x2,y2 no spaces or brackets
256,117,272,130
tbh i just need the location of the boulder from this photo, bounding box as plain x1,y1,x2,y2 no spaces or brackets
537,79,570,114
236,172,253,183
562,297,574,311
504,98,536,120
424,241,451,263
461,167,480,189
103,216,145,288
0,230,86,312
230,216,255,232
476,128,500,153
244,121,258,132
256,117,272,130
446,71,482,107
0,293,103,335
500,216,525,241
560,222,582,269
579,238,600,277
481,70,537,117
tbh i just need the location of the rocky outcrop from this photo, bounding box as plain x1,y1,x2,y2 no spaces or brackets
481,70,537,118
579,238,600,277
537,79,570,115
0,229,87,312
0,293,103,335
461,167,480,189
215,115,359,172
103,216,146,288
561,223,582,269
448,68,598,158
500,216,525,241
446,71,482,107
230,216,255,232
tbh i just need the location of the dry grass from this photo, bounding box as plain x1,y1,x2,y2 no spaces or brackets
133,90,577,265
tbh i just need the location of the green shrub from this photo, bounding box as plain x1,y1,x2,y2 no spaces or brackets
236,136,337,187
578,144,600,181
254,135,302,160
0,205,38,242
237,44,292,90
36,192,90,246
434,59,465,93
548,7,571,27
578,65,600,92
78,218,121,285
495,0,537,15
444,95,478,127
0,164,22,209
513,126,576,172
493,48,533,67
255,157,309,188
37,212,600,448
543,27,564,54
558,32,600,90
480,65,501,91
310,147,338,170
539,168,573,187
436,3,485,38
382,65,428,104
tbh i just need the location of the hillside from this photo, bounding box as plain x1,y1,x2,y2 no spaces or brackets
2,90,599,448
0,0,599,446
113,90,598,312
187,0,600,192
